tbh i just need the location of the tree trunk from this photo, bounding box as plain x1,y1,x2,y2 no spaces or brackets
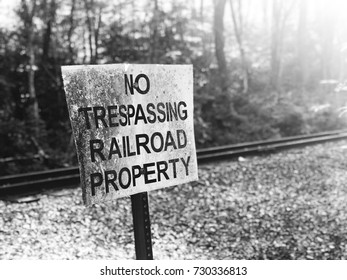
94,7,102,63
82,27,87,64
214,0,228,91
270,0,296,93
84,0,95,63
28,39,39,133
21,0,40,137
67,0,76,64
229,0,249,93
150,0,159,63
42,0,56,63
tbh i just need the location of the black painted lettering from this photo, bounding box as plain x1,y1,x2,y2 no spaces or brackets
93,106,108,128
136,134,150,154
178,101,187,120
108,105,118,127
119,105,127,126
166,102,170,121
134,74,150,94
78,107,92,129
146,103,156,123
127,105,135,125
143,162,156,184
126,136,136,157
177,129,187,149
132,165,142,187
135,105,148,125
181,156,190,176
168,158,179,178
157,102,166,122
108,137,122,159
150,132,164,152
105,170,118,193
169,102,178,121
122,136,127,156
90,172,103,196
124,74,134,95
119,167,131,189
157,160,169,181
164,131,177,150
90,139,106,162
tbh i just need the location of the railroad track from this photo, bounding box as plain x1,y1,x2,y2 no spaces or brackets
1,129,347,197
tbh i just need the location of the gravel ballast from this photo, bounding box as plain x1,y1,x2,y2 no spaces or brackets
1,140,347,259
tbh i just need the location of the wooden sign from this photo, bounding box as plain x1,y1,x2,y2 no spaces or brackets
62,64,198,206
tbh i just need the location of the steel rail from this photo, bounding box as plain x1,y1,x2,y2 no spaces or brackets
1,129,347,197
197,129,347,156
197,132,347,163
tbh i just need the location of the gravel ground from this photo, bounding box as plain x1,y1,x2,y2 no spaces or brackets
1,140,347,259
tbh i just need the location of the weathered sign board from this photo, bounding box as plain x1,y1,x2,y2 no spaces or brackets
62,64,198,206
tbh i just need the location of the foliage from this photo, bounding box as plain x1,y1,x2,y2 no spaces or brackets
307,107,347,133
0,0,347,174
272,100,307,137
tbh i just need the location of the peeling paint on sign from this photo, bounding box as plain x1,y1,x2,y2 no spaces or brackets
61,64,198,206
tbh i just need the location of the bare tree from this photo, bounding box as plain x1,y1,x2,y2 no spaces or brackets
229,0,249,93
67,0,77,64
149,0,160,63
20,0,40,137
94,6,102,62
270,0,296,93
214,0,228,91
84,0,103,63
42,0,57,63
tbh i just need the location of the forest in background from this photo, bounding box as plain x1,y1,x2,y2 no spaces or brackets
1,0,347,175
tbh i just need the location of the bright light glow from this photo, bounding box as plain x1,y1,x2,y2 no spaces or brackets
0,0,19,29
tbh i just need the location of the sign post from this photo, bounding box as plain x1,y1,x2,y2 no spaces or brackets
131,192,153,260
62,64,198,259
